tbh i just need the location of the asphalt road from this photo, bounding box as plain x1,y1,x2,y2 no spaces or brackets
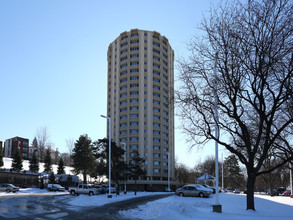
0,193,173,220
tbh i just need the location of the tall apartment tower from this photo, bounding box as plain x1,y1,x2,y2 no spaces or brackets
107,29,174,190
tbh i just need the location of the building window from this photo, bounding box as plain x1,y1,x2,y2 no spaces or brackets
130,47,139,51
153,64,160,68
120,123,127,127
163,61,168,66
130,129,138,133
121,64,127,68
130,54,139,58
154,161,160,165
120,57,127,61
130,61,139,65
131,40,139,44
153,138,160,143
153,100,160,105
163,75,167,80
121,49,127,54
153,78,160,83
153,85,160,90
153,71,160,76
163,147,168,152
163,118,168,122
163,162,168,166
163,96,167,101
163,54,167,59
163,89,167,94
153,36,159,40
163,133,168,137
130,137,138,141
153,153,160,158
163,111,168,115
153,130,160,135
153,115,160,120
130,69,139,73
130,99,139,103
120,108,127,112
153,42,160,47
121,43,128,47
130,76,139,80
163,140,168,144
130,114,139,118
120,138,127,142
153,92,160,97
120,115,127,119
120,71,127,76
163,125,168,129
153,49,160,54
153,123,160,127
163,47,167,52
131,33,138,37
153,107,160,112
130,145,138,149
163,154,168,159
120,100,127,105
120,93,127,97
120,78,127,83
130,91,139,95
130,106,138,110
120,85,127,90
130,121,138,126
130,84,139,88
120,130,127,134
153,146,160,150
163,82,167,87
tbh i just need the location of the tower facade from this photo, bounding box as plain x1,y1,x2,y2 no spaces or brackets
107,29,174,188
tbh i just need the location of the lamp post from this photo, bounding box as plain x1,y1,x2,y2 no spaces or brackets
120,142,127,194
168,152,170,192
213,53,222,213
101,115,112,198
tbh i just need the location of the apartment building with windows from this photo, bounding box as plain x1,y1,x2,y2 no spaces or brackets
4,137,29,160
107,29,175,190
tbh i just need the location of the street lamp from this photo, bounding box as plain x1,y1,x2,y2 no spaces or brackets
168,152,170,192
101,114,112,198
120,142,127,194
213,53,222,213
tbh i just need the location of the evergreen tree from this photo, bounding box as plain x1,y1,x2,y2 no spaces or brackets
49,172,56,183
12,148,23,172
94,138,127,194
130,152,145,195
44,148,52,173
57,157,65,174
224,154,245,189
29,151,39,173
0,150,4,168
72,134,96,184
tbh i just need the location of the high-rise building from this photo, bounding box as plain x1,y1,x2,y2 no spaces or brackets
107,29,175,190
4,137,29,160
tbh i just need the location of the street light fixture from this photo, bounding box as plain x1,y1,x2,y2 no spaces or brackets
213,53,222,213
101,114,112,198
120,142,127,194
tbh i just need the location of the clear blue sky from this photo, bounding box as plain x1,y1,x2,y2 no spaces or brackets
0,0,225,168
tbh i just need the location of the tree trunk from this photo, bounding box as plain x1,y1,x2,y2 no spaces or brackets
83,172,87,184
246,172,256,210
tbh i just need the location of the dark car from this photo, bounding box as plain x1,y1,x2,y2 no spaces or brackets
0,183,19,193
47,184,65,192
175,185,212,197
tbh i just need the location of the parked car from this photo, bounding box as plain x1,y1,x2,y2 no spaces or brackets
101,185,117,194
68,184,100,196
175,185,212,198
266,189,279,196
92,185,107,194
0,183,19,193
47,184,65,192
233,189,241,194
281,190,291,196
202,184,216,194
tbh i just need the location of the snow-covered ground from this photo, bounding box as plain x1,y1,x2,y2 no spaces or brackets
1,188,293,219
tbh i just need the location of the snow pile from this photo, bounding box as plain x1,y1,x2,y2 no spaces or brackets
67,192,170,208
120,193,293,220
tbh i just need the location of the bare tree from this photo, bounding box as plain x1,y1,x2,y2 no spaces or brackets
66,138,74,166
176,0,293,210
36,126,50,162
